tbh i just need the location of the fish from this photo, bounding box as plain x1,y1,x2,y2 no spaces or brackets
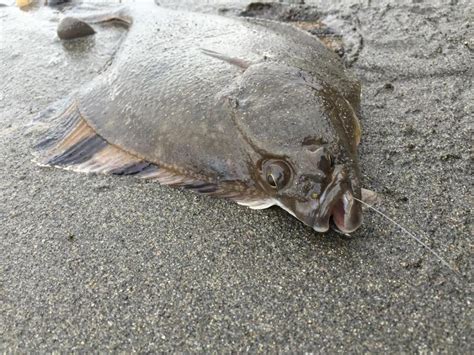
34,1,376,234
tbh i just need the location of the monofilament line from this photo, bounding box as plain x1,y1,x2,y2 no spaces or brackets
353,197,459,275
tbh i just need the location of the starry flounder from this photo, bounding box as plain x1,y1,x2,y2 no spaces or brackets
34,1,374,233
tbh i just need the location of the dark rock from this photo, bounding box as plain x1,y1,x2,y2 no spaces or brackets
384,82,394,90
46,0,70,5
57,17,95,40
240,2,319,22
241,2,278,18
440,153,461,161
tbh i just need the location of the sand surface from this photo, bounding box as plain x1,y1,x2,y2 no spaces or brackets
0,0,472,352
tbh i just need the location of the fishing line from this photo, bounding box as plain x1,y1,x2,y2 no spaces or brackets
353,197,460,275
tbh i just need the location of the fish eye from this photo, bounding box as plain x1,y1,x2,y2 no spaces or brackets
262,160,292,190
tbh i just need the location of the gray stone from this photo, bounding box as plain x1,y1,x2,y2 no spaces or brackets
57,17,95,40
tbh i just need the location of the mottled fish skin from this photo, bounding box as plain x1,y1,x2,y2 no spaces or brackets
36,1,365,233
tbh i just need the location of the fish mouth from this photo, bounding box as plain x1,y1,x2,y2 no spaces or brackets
311,190,362,234
329,191,362,234
310,165,363,234
277,166,363,234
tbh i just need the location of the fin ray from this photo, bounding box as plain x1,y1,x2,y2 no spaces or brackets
33,101,268,204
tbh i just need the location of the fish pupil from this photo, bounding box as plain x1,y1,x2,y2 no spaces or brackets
267,174,278,188
263,160,291,190
267,171,286,188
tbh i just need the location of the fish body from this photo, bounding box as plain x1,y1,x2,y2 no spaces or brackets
35,2,366,233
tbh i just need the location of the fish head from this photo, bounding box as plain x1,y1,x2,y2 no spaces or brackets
257,145,363,234
227,62,364,233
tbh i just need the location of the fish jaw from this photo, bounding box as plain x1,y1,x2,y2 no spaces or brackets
330,191,363,233
275,165,363,234
312,166,363,234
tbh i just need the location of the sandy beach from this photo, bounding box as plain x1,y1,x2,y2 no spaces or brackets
0,0,472,351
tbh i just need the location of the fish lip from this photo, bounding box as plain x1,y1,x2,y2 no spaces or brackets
312,192,361,234
311,172,362,234
312,223,330,233
330,191,362,234
310,191,342,233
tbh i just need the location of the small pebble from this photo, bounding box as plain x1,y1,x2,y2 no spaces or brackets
57,17,95,40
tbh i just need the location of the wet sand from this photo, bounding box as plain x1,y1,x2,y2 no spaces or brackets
0,0,472,352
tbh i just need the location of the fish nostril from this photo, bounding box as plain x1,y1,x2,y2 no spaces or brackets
301,136,326,151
